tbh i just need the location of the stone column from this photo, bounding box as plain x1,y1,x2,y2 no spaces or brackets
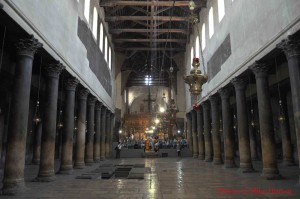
277,37,300,170
186,112,193,153
279,113,294,166
100,107,107,160
250,62,280,179
2,36,42,195
59,77,79,174
231,77,254,172
197,107,205,160
248,109,258,161
74,88,89,169
191,110,199,158
94,101,102,162
85,95,97,165
32,122,43,165
105,110,111,158
218,87,236,168
36,62,65,181
209,95,222,165
202,101,213,162
109,113,115,157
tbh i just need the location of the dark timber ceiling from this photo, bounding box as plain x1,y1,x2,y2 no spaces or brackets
100,0,207,86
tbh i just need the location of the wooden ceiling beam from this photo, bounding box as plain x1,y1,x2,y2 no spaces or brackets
105,16,187,22
110,29,188,34
114,38,186,43
100,1,206,8
115,47,185,51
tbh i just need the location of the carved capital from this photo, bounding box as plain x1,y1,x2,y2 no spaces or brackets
209,95,219,107
15,35,42,58
277,35,300,59
106,111,111,118
95,101,103,111
64,77,79,91
249,62,269,79
101,106,107,116
218,87,231,99
202,101,210,111
88,96,97,106
78,88,89,100
44,62,65,78
231,76,248,91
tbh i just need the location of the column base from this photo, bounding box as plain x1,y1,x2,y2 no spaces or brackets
100,157,105,161
193,154,198,158
251,157,259,161
224,160,236,168
261,168,281,180
94,158,100,163
198,154,205,160
2,178,28,195
213,158,223,165
58,165,73,175
74,162,85,169
283,159,295,166
239,163,255,173
34,175,56,182
205,156,213,162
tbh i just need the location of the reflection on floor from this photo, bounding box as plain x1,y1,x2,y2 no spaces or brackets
0,158,300,198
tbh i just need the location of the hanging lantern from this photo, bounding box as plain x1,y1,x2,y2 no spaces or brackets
184,58,208,97
33,101,41,124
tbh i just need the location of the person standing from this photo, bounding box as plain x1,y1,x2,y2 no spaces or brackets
177,141,181,157
115,142,122,159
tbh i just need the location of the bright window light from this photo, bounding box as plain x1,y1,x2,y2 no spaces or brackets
99,23,104,51
195,36,200,58
218,0,225,22
190,46,194,69
109,46,112,70
145,75,152,85
104,36,108,62
84,0,90,23
92,7,98,38
209,7,214,38
202,23,206,50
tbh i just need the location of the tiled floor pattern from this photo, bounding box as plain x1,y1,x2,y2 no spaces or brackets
0,158,299,198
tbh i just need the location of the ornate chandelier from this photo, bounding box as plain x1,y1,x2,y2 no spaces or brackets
184,57,208,96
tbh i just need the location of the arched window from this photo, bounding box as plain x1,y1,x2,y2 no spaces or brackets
92,7,98,38
218,0,225,22
201,23,206,50
209,7,214,38
84,0,90,23
105,36,108,62
195,36,200,58
190,46,194,69
99,23,103,51
109,46,112,70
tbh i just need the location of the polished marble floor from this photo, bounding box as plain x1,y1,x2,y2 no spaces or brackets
0,158,300,198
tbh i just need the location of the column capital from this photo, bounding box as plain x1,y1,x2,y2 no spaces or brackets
106,110,111,118
186,112,191,119
101,106,107,115
15,35,42,58
209,95,219,106
44,62,65,78
249,62,269,79
78,88,89,100
218,87,231,99
88,96,97,106
277,35,300,59
64,77,79,91
95,101,103,110
231,76,248,90
202,101,210,111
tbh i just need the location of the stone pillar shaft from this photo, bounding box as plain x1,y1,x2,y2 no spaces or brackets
231,77,253,172
32,122,42,165
37,62,65,181
197,108,205,160
209,96,222,165
3,36,42,195
74,88,89,169
85,96,96,165
94,102,102,162
100,107,107,160
202,101,213,162
186,113,193,153
59,77,79,174
277,37,300,171
191,110,199,158
218,87,236,168
105,111,111,158
250,63,280,179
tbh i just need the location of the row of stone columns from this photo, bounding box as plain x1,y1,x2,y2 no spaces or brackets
186,35,300,182
2,35,115,194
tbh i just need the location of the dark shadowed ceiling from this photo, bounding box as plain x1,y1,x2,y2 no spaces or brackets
100,0,207,86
